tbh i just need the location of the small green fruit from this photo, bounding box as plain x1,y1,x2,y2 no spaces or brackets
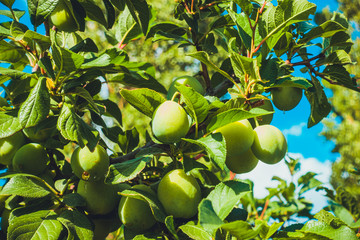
12,143,49,175
271,87,302,111
49,0,78,32
71,145,109,182
251,125,287,164
152,101,190,143
77,180,120,215
118,184,157,232
157,169,201,218
0,132,25,166
225,148,259,174
167,76,205,99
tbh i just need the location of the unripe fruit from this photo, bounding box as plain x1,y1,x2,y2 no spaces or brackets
214,119,258,173
225,148,259,174
157,169,201,218
49,0,77,32
0,132,25,165
77,180,120,215
12,143,49,175
251,125,287,164
152,101,190,143
167,76,205,99
71,145,109,182
271,87,302,111
23,126,55,143
118,184,157,232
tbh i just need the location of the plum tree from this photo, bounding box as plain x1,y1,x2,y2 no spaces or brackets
77,180,121,215
0,132,25,166
151,101,190,143
49,0,77,32
23,126,55,143
12,143,49,175
71,145,110,182
166,76,205,99
157,169,201,218
214,119,258,173
271,87,303,111
118,184,157,232
251,125,287,164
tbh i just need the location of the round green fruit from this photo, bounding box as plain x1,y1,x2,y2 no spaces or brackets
77,180,120,215
225,148,259,174
251,125,287,164
271,87,302,111
118,184,157,232
23,126,55,143
12,143,49,175
151,101,190,143
0,132,25,166
167,76,205,99
49,0,77,32
214,119,257,173
71,145,109,182
157,169,201,218
249,100,274,127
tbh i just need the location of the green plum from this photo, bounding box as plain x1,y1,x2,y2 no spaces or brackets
271,87,302,111
118,184,157,232
12,143,49,175
167,76,205,99
251,125,287,164
49,0,78,32
77,180,121,215
71,145,109,182
214,119,258,173
151,101,190,144
157,169,201,218
0,132,25,166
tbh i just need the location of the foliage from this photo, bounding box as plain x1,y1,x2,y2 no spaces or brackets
0,0,359,239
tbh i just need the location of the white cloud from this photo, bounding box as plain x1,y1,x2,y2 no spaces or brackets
282,122,307,137
236,153,333,213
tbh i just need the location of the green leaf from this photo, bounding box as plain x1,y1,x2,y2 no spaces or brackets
120,187,167,222
69,38,98,53
300,220,358,240
96,99,123,126
0,67,33,85
116,4,143,44
305,76,332,128
323,65,359,92
8,210,63,240
120,88,165,118
10,20,28,40
268,77,313,89
206,108,270,133
299,20,347,44
0,0,15,8
206,180,251,220
125,0,150,35
176,84,209,125
105,156,151,184
209,15,234,32
117,127,139,154
62,193,86,208
328,202,360,229
27,0,59,27
221,220,261,239
57,209,94,240
316,50,352,66
69,87,99,113
256,220,284,239
198,199,224,235
187,51,236,84
0,111,22,138
57,102,99,150
0,9,25,20
259,0,316,51
18,77,50,128
165,216,179,240
51,40,85,73
0,40,27,64
233,0,253,15
24,30,51,50
183,133,226,170
230,53,259,81
147,22,186,39
0,175,51,198
78,0,107,28
179,222,212,240
38,56,55,79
